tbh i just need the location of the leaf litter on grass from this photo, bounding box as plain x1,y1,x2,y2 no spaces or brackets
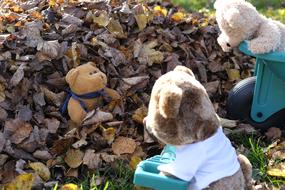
0,0,281,189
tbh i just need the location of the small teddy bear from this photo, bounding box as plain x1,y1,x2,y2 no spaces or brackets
60,62,121,125
143,66,253,190
215,0,285,54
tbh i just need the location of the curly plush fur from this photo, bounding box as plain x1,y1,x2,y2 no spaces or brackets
144,66,253,190
215,0,285,54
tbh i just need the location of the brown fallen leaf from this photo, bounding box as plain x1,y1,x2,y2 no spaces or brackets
4,119,33,145
100,152,119,163
132,106,148,124
0,132,6,152
112,137,137,155
64,149,84,168
44,118,60,134
33,150,52,161
134,39,164,66
82,149,102,170
62,13,84,26
72,138,88,149
0,154,9,166
82,109,113,126
50,137,74,155
265,127,282,141
65,168,78,178
37,40,61,60
65,42,81,68
204,81,220,96
10,64,26,87
42,86,65,107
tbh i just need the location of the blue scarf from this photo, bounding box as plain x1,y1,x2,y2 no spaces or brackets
59,88,107,114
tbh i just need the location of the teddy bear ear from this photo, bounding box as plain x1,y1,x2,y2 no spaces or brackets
174,65,195,77
224,8,245,28
159,85,183,119
66,69,79,86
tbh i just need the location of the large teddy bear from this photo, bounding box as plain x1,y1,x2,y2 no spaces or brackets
61,62,121,125
143,66,253,190
215,0,285,54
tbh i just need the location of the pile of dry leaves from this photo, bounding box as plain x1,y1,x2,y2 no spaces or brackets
0,0,259,189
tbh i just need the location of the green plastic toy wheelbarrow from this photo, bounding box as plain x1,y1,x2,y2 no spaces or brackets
133,145,190,190
227,42,285,131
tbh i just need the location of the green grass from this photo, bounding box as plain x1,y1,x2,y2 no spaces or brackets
53,160,134,190
172,0,285,22
228,133,285,188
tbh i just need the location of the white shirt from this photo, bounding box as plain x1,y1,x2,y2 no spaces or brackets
157,127,240,190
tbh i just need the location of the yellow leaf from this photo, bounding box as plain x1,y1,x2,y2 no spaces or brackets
134,14,148,31
3,173,34,190
132,106,148,124
64,149,84,168
65,43,81,68
49,0,56,7
153,6,168,16
171,12,185,22
106,18,126,38
60,183,80,190
267,167,285,178
30,11,44,20
14,21,24,27
93,10,110,27
102,127,116,144
129,156,142,170
91,37,97,46
135,40,164,66
10,5,23,13
0,83,5,103
29,162,51,181
226,69,241,81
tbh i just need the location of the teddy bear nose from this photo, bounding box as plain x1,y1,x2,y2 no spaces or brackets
226,43,231,47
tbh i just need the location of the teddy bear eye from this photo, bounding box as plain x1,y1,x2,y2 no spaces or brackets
226,43,231,47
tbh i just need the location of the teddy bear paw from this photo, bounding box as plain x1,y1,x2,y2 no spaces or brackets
248,41,274,54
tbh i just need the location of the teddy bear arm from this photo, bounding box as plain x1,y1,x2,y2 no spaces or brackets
248,22,281,54
104,88,121,100
67,98,87,125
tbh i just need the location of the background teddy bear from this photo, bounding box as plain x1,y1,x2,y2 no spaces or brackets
144,65,253,190
215,0,285,54
61,62,121,125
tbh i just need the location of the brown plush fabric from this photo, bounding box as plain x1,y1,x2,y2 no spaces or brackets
65,62,121,125
144,65,254,190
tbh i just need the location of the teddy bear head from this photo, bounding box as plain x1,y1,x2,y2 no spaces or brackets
66,62,107,95
215,0,262,52
144,66,220,146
